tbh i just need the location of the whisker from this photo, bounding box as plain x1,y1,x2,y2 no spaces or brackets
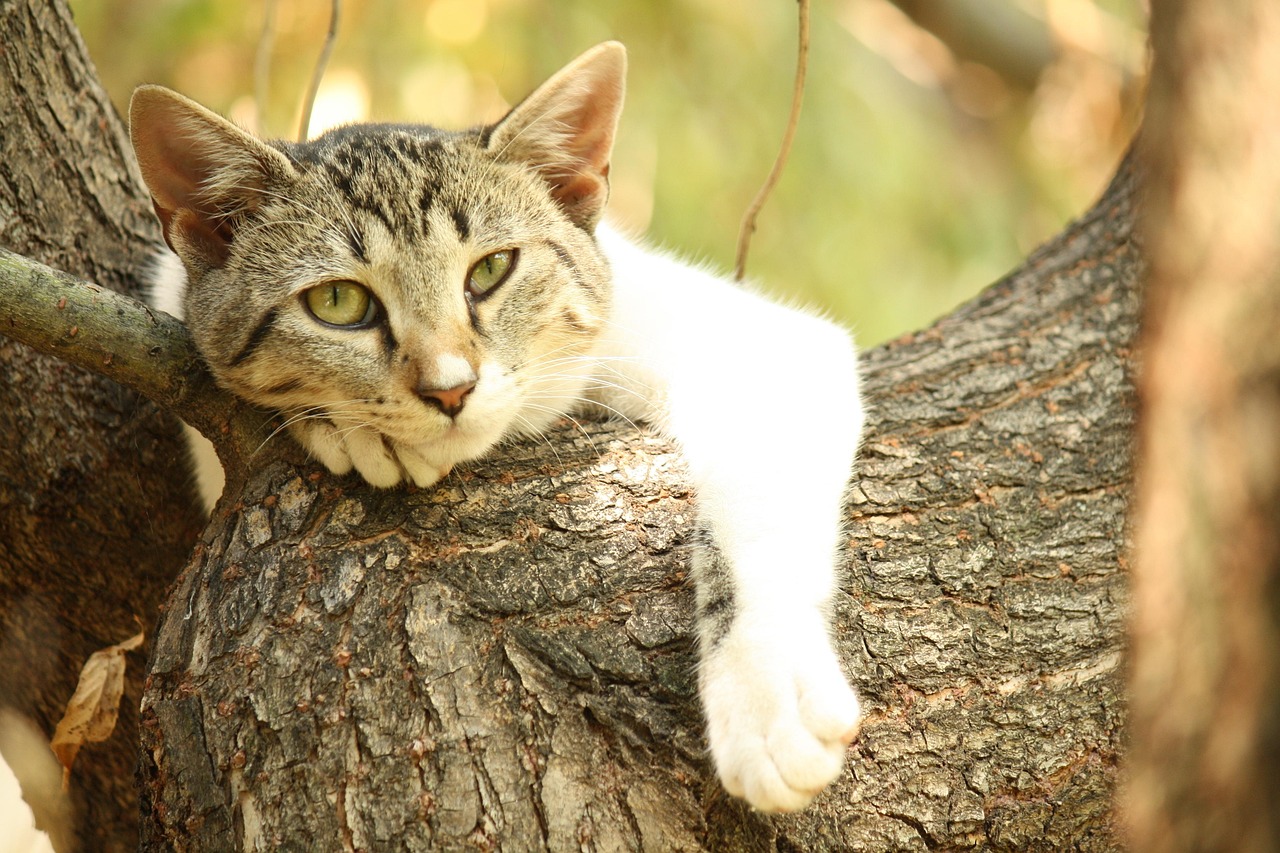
518,402,599,455
509,412,565,470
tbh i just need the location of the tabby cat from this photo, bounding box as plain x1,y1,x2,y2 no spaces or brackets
129,42,865,813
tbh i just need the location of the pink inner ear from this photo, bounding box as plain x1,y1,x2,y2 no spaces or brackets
132,92,220,223
130,86,282,267
486,43,626,228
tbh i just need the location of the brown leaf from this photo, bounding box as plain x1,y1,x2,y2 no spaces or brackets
50,630,145,790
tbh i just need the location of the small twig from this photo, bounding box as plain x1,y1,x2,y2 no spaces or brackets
734,0,812,281
255,0,278,134
298,0,342,142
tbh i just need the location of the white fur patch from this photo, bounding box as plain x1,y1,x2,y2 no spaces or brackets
432,352,476,390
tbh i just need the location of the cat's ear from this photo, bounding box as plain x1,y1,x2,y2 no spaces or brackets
130,86,296,271
486,42,626,230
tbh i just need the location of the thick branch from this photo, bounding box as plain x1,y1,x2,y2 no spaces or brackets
0,2,206,850
136,152,1138,851
1126,0,1280,849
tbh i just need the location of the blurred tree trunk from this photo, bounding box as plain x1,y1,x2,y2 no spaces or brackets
0,2,204,852
1125,0,1280,851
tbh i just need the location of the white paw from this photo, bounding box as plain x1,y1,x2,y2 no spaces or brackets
289,418,402,487
701,619,860,813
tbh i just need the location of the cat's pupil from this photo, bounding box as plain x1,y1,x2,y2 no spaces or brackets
467,249,517,300
303,280,375,327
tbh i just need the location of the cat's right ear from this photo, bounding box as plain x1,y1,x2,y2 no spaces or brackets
130,86,295,271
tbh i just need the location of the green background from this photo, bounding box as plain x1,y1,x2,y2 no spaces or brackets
70,0,1146,346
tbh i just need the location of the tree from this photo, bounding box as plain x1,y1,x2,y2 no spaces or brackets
0,0,1216,849
1124,1,1280,851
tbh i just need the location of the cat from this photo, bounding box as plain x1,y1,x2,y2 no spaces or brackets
129,41,865,814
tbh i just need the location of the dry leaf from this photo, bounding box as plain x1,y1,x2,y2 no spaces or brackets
50,630,145,790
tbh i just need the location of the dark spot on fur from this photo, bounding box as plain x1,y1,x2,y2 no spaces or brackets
451,206,470,242
546,239,595,297
264,378,304,396
560,308,593,335
324,162,356,199
380,323,399,358
345,225,367,262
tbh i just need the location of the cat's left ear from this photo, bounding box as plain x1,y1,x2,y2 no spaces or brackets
486,42,626,230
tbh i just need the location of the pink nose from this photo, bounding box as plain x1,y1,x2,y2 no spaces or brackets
417,381,475,418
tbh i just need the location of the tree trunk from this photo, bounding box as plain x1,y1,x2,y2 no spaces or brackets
0,2,203,851
130,161,1139,853
2,3,1148,852
1125,0,1280,850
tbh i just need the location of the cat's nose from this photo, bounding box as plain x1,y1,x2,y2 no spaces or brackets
417,380,476,418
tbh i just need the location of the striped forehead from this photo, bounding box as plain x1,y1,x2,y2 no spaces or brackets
281,126,478,251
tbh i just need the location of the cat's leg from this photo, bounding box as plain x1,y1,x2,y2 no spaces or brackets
693,531,861,812
593,228,864,812
590,349,863,812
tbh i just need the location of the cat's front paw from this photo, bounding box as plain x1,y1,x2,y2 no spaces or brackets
290,419,399,486
701,619,861,812
289,419,450,488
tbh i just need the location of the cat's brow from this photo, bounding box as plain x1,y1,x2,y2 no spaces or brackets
450,206,470,242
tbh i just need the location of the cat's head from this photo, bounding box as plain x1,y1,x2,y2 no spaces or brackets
130,43,625,480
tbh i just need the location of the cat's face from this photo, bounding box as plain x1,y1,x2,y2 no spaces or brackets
131,43,625,477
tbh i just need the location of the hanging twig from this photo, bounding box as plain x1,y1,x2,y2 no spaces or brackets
297,0,342,142
734,0,811,281
254,0,278,134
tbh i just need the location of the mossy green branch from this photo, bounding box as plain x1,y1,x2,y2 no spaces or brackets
0,248,279,477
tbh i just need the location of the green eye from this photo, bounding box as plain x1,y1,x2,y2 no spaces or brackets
303,280,377,327
467,249,517,299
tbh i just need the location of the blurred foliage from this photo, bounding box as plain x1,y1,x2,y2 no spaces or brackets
69,0,1147,345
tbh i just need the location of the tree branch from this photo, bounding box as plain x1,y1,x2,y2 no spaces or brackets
734,0,810,281
0,249,278,479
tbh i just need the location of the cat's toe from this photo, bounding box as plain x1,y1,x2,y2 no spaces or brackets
344,429,403,487
768,711,850,794
395,445,450,488
701,623,859,813
289,418,354,475
798,661,862,745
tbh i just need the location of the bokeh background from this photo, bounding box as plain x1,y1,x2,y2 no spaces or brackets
69,0,1146,346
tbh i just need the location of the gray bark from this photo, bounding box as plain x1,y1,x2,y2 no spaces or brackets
0,2,203,851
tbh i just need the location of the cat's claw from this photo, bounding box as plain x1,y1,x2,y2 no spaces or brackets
395,446,451,488
701,619,860,813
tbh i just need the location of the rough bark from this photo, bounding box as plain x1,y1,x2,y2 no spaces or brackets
1125,0,1280,849
0,2,1143,851
131,160,1138,851
0,2,203,851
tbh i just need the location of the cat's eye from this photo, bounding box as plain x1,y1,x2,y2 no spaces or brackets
302,280,378,327
466,249,517,300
